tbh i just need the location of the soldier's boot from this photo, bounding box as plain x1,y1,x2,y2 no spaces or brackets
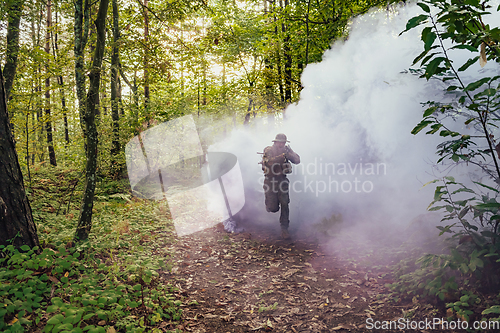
281,227,290,240
280,202,290,239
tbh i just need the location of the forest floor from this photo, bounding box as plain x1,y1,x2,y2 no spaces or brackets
160,219,448,333
19,167,495,332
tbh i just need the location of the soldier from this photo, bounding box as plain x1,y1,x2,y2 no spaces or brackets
261,133,300,239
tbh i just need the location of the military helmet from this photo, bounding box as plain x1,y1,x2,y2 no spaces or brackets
272,133,290,143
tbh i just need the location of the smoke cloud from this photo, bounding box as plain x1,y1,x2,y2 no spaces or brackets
208,3,500,245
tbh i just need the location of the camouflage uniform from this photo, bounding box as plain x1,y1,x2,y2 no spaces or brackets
262,134,300,234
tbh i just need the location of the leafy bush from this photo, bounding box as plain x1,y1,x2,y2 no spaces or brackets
1,166,181,332
0,242,181,332
390,0,500,311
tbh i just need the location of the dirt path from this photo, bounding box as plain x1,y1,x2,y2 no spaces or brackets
158,222,409,333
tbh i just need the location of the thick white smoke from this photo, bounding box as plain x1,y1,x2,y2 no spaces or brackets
207,3,500,239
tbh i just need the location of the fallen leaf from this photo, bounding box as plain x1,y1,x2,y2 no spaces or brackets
48,276,60,283
480,42,487,68
332,324,351,330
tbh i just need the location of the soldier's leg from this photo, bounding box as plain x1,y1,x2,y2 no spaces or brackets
278,178,290,229
264,177,279,213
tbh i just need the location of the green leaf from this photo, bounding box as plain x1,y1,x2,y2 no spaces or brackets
417,2,430,12
412,119,434,134
47,314,63,325
73,310,84,324
451,44,478,52
426,123,443,134
464,77,491,91
476,88,497,97
400,14,429,35
473,257,484,268
420,52,439,66
481,230,498,238
434,186,445,200
437,224,455,235
458,207,469,218
444,176,455,182
442,130,460,137
483,305,500,315
83,313,94,321
458,56,480,72
47,305,58,313
464,117,475,125
423,106,438,117
422,179,440,187
469,261,477,272
425,57,447,79
475,202,500,210
451,188,474,194
424,31,437,51
473,181,499,193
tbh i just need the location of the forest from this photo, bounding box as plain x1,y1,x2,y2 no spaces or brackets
1,0,500,332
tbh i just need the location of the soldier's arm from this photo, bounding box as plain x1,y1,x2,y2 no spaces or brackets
285,146,300,164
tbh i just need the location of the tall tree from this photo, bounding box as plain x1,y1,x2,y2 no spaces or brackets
52,3,70,146
74,0,90,135
143,0,150,122
45,0,57,166
281,0,292,105
3,0,25,100
0,67,39,249
74,0,110,241
110,0,121,167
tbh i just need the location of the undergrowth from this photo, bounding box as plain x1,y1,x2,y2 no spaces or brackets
1,166,182,333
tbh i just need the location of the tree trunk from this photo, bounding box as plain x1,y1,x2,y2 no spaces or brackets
3,0,25,100
132,72,140,134
282,0,292,105
143,0,150,123
31,6,43,164
203,65,207,106
36,70,43,163
74,0,90,136
117,75,124,117
45,0,57,166
53,5,70,145
110,0,121,163
59,75,70,146
305,0,311,66
0,67,39,250
263,0,274,111
273,1,284,105
74,0,110,242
